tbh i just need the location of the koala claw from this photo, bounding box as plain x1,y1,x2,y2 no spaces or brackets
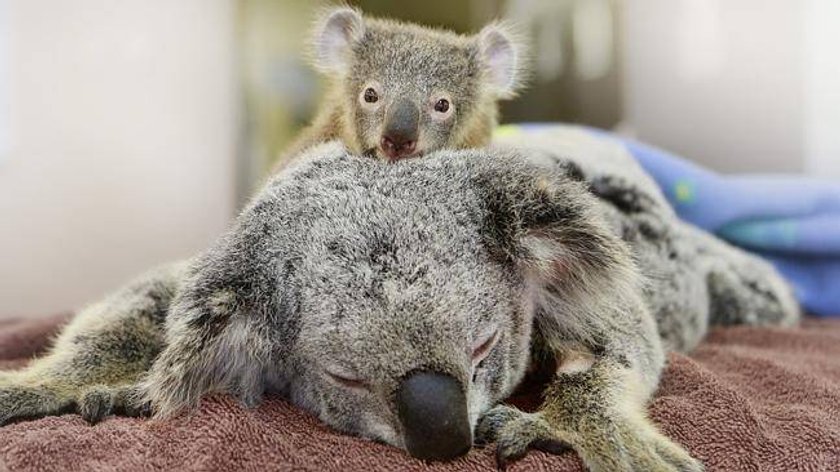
125,399,153,418
79,387,115,424
475,405,520,444
80,384,153,424
476,405,571,470
0,381,148,427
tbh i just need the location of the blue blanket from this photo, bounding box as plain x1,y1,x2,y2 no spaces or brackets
509,124,840,316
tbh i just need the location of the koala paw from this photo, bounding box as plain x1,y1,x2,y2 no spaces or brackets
0,381,146,426
707,261,799,328
476,405,571,470
0,383,71,426
78,387,116,424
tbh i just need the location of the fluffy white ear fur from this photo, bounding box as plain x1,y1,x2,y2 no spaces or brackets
477,22,528,98
311,7,365,73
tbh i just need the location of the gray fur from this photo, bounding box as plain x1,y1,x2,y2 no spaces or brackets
477,127,798,470
1,136,798,470
494,127,799,352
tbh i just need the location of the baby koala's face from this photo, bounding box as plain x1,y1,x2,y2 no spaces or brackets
311,7,526,161
346,25,480,162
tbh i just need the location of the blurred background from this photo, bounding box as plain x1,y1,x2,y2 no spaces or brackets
1,0,838,318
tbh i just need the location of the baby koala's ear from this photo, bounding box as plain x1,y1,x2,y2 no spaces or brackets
310,6,366,73
476,22,529,98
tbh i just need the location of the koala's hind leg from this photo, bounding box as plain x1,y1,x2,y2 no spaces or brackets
685,224,801,328
0,263,185,426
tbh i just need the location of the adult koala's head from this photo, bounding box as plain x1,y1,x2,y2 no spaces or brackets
149,142,628,461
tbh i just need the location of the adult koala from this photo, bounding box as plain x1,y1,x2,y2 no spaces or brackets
0,138,798,471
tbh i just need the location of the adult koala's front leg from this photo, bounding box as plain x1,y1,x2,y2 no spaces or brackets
477,299,702,472
475,163,702,471
478,318,702,471
479,357,702,472
0,264,183,426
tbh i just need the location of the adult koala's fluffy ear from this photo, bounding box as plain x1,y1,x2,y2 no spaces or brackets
479,153,640,346
310,6,366,73
476,22,529,98
137,198,293,418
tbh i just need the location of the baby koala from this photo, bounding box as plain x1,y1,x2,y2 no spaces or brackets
277,7,527,166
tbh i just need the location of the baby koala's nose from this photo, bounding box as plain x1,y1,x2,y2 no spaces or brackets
396,371,472,462
380,97,420,161
380,134,417,160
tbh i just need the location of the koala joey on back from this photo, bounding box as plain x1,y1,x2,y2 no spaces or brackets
276,7,527,167
1,142,797,470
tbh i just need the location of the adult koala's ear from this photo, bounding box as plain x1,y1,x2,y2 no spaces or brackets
310,6,366,73
480,154,639,344
137,200,294,418
476,22,529,98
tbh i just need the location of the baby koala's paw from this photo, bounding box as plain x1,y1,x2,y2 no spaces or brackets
476,405,571,470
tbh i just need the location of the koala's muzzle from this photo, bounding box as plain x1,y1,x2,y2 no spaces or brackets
396,371,472,461
380,98,419,160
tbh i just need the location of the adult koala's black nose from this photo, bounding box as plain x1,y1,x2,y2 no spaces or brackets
396,371,472,461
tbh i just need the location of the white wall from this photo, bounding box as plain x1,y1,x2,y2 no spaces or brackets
803,0,840,178
622,0,808,174
0,0,237,318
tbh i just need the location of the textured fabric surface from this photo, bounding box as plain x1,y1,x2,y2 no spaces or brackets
1,315,839,471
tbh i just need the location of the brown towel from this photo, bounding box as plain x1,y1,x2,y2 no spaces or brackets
1,315,839,472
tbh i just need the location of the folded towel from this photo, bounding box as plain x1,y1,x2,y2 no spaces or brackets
497,124,840,316
2,315,840,471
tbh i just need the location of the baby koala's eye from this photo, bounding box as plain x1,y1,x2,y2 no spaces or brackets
434,98,450,113
363,87,379,103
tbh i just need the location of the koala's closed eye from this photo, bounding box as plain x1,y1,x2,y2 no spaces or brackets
471,328,500,384
324,365,369,391
471,327,500,367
